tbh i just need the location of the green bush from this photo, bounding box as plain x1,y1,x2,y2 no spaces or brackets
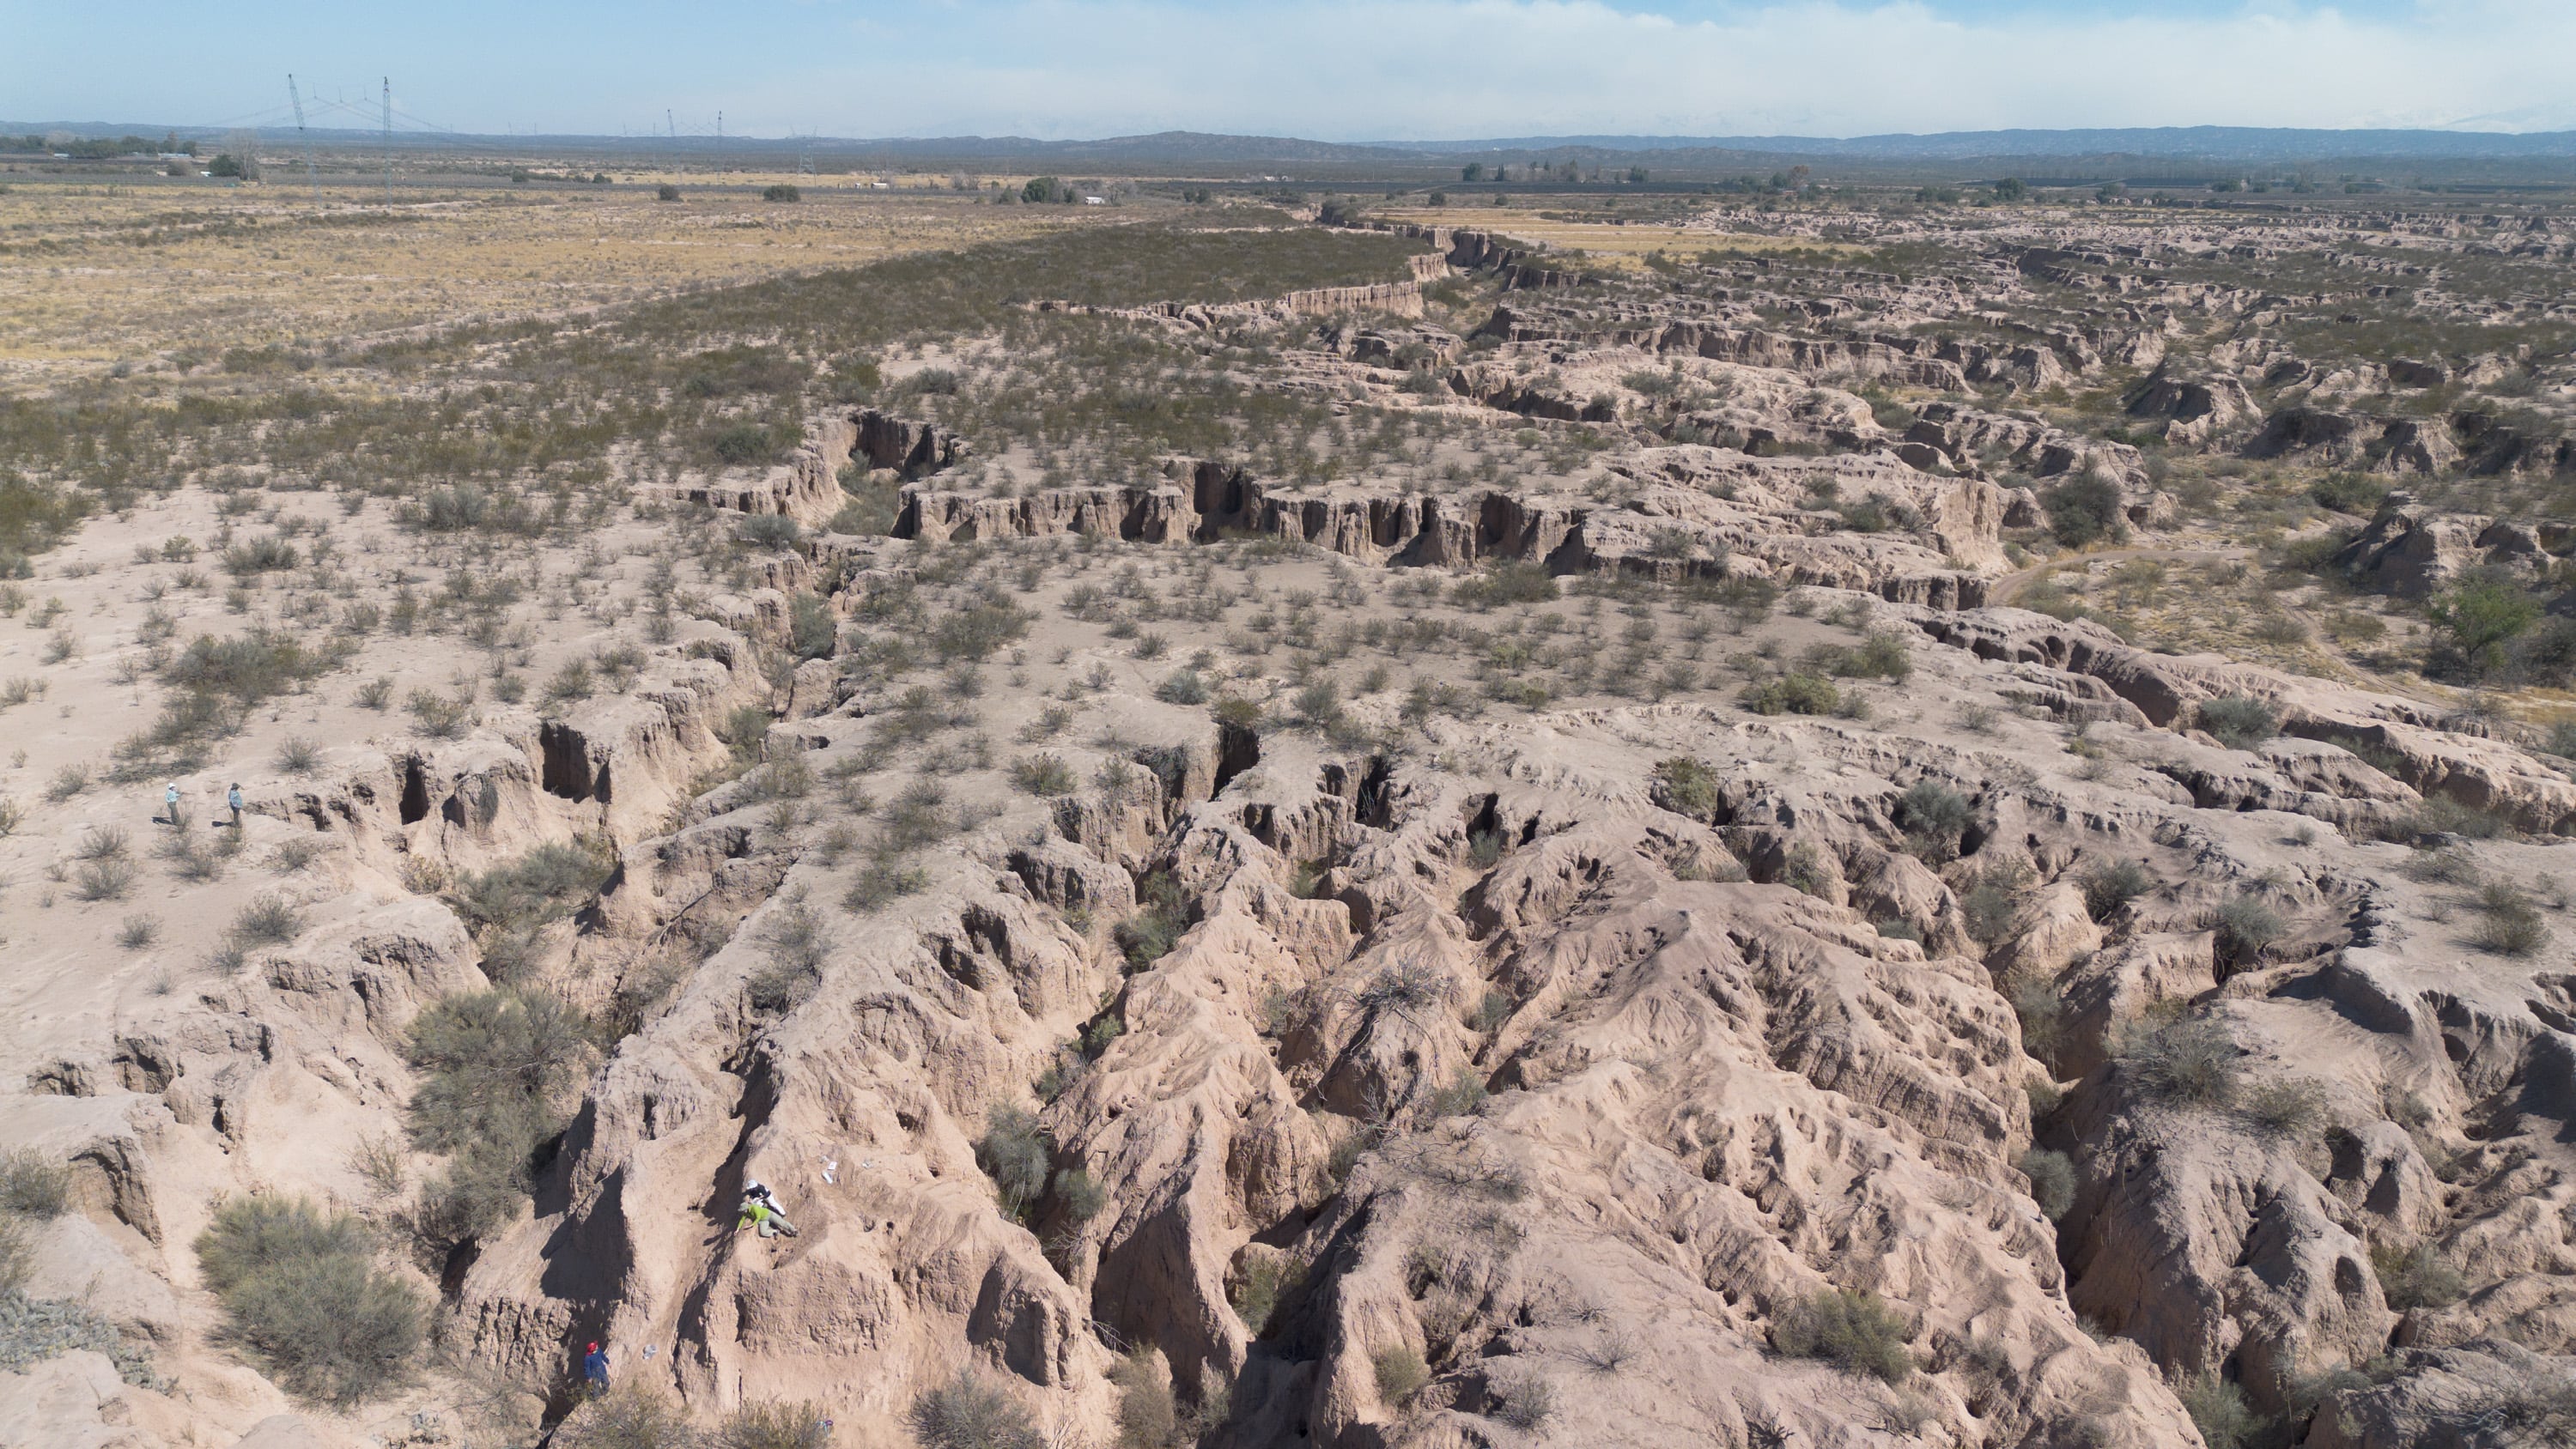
708,422,785,466
1231,1256,1302,1336
788,592,836,660
2199,695,2278,750
2019,1149,2075,1220
557,1385,699,1449
1959,859,2026,943
193,1196,424,1406
977,1105,1051,1220
404,986,592,1198
1010,753,1076,796
0,1151,70,1219
2241,1077,2327,1137
1110,1348,1177,1449
228,892,303,946
2081,858,2154,920
2178,1372,2262,1449
453,840,616,934
1771,1288,1912,1384
2042,472,2127,548
1895,779,1973,860
1449,561,1558,609
846,858,928,912
1654,756,1722,817
2472,882,2549,957
2124,1017,2240,1108
762,184,801,203
2427,573,2538,676
1742,673,1838,716
2309,474,2386,515
910,1369,1043,1449
714,1400,833,1449
2371,1240,2466,1310
1372,1343,1429,1402
2211,894,2287,968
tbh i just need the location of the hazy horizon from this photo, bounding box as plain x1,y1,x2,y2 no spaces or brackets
7,2,2573,144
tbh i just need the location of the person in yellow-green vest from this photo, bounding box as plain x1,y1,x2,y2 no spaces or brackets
738,1179,799,1238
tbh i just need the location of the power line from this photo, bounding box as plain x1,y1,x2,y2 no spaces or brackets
381,77,392,203
285,74,320,205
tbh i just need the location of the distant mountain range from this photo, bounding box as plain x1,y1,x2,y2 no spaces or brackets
11,123,2575,167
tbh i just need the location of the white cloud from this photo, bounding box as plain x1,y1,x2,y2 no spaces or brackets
750,0,2576,139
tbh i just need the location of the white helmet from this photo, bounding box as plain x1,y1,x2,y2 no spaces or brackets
744,1179,770,1198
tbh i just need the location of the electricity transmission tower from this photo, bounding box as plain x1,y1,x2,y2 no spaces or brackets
286,74,321,204
381,77,393,203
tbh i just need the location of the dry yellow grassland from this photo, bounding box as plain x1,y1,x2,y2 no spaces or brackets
0,180,1081,373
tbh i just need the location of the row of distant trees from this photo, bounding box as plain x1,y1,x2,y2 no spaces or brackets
8,130,198,158
1461,161,1653,185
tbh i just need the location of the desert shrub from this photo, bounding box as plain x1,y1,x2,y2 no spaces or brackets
846,858,928,912
2082,858,2154,920
1154,669,1208,705
708,422,785,466
1449,561,1558,609
2199,695,2278,750
2043,472,2127,548
2241,1077,2328,1137
1427,1070,1487,1118
2308,473,2387,516
228,892,303,946
1490,1371,1556,1430
1357,958,1444,1025
1116,872,1189,970
1771,1288,1912,1384
713,1400,833,1449
2211,894,2287,968
1053,1167,1106,1224
1231,1257,1301,1336
738,512,800,551
0,1216,25,1297
2372,1240,2466,1311
909,1370,1043,1449
977,1105,1051,1220
193,1195,424,1406
787,592,837,660
2179,1373,2262,1449
453,840,615,934
0,1149,70,1218
2019,1149,2075,1220
931,601,1031,662
1895,779,1973,860
1110,1349,1178,1449
2124,1017,2240,1108
763,183,801,203
71,858,135,902
1010,753,1076,796
404,987,591,1167
221,533,299,576
1742,672,1838,716
1372,1343,1429,1402
2471,882,2549,956
656,183,682,202
747,899,829,1013
557,1385,699,1449
1959,859,2026,943
1654,756,1722,817
2427,573,2538,677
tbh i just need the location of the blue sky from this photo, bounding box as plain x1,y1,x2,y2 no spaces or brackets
5,3,2568,139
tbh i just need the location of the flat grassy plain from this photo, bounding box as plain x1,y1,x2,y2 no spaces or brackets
0,179,1080,374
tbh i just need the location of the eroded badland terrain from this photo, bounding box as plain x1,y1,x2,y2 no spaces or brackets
3,169,2575,1449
